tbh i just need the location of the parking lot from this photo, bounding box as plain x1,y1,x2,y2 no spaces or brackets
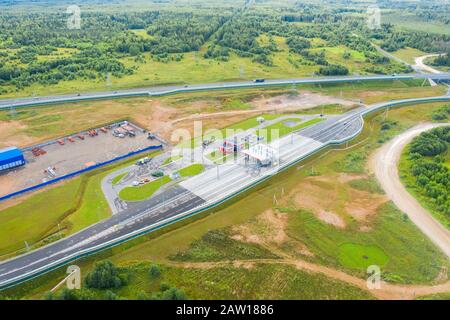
0,122,161,197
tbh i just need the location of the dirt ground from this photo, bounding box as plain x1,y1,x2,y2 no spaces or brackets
286,173,387,229
0,122,159,197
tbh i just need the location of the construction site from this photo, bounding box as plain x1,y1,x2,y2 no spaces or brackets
0,121,161,197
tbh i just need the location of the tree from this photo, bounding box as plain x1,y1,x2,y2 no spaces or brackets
162,287,187,300
148,264,161,278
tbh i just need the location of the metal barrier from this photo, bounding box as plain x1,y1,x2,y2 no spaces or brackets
0,145,163,202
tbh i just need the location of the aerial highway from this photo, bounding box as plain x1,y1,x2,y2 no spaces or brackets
0,89,449,289
0,73,450,111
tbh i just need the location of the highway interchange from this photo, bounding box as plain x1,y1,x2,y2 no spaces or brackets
0,73,449,289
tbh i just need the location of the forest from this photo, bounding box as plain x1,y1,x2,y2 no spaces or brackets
407,126,450,219
0,1,448,95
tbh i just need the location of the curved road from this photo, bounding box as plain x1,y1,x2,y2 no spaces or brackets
370,123,450,258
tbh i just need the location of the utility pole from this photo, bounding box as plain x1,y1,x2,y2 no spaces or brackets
57,223,62,237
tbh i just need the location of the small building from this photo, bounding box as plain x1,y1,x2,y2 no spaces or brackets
242,144,278,167
0,147,25,172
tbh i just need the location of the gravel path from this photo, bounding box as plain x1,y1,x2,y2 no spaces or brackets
370,123,450,258
414,54,443,74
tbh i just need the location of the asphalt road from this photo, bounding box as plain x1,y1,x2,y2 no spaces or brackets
0,87,449,289
1,73,450,111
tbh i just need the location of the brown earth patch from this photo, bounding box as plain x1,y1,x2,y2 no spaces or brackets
0,120,34,148
232,209,287,245
250,91,357,112
344,188,387,222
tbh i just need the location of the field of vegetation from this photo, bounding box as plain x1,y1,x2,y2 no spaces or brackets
2,99,449,300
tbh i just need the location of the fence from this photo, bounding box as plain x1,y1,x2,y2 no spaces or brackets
0,144,163,202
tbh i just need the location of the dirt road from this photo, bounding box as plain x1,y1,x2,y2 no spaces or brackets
370,123,450,258
414,54,443,74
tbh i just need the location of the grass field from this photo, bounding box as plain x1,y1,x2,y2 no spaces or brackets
0,80,445,149
1,92,450,299
383,13,450,36
0,150,161,259
119,175,172,202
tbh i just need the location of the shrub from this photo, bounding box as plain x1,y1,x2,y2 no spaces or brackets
84,260,124,289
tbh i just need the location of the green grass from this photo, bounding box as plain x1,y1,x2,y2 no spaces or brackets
156,264,375,300
338,243,389,270
119,175,171,202
177,164,204,177
348,177,385,194
162,155,182,166
0,150,162,259
112,172,128,186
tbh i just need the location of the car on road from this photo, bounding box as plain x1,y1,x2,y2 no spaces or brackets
253,78,265,83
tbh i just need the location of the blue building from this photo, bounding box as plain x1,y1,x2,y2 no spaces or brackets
0,147,25,172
